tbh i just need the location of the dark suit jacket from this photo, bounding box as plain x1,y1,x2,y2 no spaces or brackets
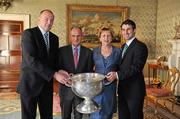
17,27,59,97
58,45,94,100
117,38,148,99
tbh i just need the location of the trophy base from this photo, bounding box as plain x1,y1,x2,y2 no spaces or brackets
76,100,101,114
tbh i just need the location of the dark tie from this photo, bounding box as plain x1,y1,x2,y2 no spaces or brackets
44,32,49,50
74,47,78,68
122,43,128,58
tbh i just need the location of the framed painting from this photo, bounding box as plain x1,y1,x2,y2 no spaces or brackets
67,4,129,48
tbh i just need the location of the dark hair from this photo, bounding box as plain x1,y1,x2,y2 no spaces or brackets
98,27,114,38
121,19,136,30
40,9,54,16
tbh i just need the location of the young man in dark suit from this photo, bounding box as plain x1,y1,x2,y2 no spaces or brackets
58,27,94,119
17,9,68,119
106,19,148,119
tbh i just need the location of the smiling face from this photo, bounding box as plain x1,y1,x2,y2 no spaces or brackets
38,10,54,32
99,30,113,46
70,27,82,47
121,24,136,40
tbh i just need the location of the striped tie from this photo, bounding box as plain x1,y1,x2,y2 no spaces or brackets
44,32,49,50
122,43,128,58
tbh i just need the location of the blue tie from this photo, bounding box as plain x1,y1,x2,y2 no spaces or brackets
122,43,128,58
44,32,49,50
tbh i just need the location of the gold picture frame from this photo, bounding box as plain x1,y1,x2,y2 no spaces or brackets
67,4,129,48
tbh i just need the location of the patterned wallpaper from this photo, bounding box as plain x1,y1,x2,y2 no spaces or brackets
156,0,180,58
0,0,157,58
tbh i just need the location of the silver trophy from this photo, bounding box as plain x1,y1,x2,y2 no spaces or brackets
67,73,108,114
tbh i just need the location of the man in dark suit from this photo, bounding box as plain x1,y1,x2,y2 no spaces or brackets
58,27,94,119
106,19,148,119
17,9,69,119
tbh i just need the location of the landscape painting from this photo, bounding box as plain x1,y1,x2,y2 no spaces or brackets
67,4,129,48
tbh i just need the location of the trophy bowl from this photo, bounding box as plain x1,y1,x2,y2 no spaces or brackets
70,73,105,114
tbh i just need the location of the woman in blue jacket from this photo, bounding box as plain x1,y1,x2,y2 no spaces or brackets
90,27,121,119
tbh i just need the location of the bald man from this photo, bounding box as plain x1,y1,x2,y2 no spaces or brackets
17,9,68,119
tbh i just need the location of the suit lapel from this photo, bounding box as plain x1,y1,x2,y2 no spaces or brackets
35,27,48,55
121,39,137,62
67,45,76,70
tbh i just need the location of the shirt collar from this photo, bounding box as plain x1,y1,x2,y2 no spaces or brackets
72,45,80,51
126,37,135,46
38,25,48,36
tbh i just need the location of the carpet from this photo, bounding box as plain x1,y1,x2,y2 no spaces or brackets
0,93,179,119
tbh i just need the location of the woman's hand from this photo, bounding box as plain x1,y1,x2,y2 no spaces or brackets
106,71,117,81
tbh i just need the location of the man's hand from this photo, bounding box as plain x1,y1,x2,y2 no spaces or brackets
54,70,70,84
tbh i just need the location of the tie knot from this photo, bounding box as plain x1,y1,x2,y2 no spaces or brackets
74,47,78,51
124,43,128,48
123,43,128,50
